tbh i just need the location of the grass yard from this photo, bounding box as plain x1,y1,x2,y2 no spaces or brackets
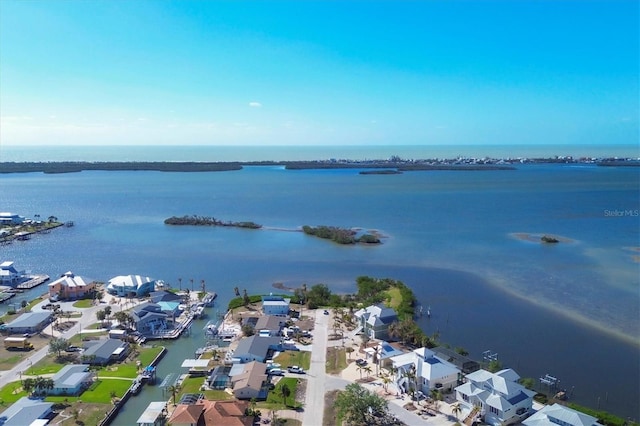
180,375,205,394
384,287,402,310
27,357,66,376
274,351,311,370
0,381,27,405
57,403,111,426
264,377,301,409
325,347,348,375
72,299,94,308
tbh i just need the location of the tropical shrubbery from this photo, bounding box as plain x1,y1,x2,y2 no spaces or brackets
302,225,380,244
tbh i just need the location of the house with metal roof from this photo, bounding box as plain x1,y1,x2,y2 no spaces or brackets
0,212,25,225
455,368,536,426
132,302,170,334
523,404,602,426
432,346,480,374
50,364,93,396
2,311,53,334
231,361,268,400
48,271,97,301
354,303,398,341
261,295,290,316
106,274,157,297
392,347,461,394
231,335,281,363
0,261,27,286
81,338,130,365
136,401,168,426
0,396,53,426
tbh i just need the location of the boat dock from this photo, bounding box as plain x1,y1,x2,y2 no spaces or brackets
16,274,50,289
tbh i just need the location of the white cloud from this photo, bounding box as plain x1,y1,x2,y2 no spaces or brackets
249,102,262,108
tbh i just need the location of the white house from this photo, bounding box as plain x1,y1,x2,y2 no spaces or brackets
391,347,461,395
523,404,603,426
455,368,536,426
0,261,26,286
354,304,398,340
261,295,290,316
106,275,157,297
0,212,25,225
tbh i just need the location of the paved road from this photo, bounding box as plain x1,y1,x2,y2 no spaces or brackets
302,309,329,426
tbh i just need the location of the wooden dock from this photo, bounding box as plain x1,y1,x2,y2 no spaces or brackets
16,275,50,289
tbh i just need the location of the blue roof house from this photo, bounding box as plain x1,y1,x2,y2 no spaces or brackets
50,364,93,396
0,396,53,426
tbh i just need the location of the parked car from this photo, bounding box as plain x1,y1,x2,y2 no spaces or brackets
287,366,305,374
268,368,284,376
323,310,329,315
355,358,367,366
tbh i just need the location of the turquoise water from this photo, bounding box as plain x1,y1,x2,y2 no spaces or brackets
0,147,638,419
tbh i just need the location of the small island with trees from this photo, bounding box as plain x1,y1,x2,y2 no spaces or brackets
302,225,381,245
164,215,262,229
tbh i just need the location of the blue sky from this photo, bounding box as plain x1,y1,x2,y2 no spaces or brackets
0,0,637,146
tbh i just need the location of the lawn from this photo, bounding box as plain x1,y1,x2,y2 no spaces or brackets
72,299,94,308
274,351,311,370
0,381,27,405
27,357,65,376
180,375,205,394
325,347,348,375
264,377,301,409
384,287,402,310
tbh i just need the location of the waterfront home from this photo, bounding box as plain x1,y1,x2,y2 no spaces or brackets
136,401,168,426
365,341,405,369
523,403,603,426
392,347,461,394
433,346,481,374
231,361,268,400
455,368,536,425
243,315,286,337
168,399,251,426
47,271,97,301
207,365,232,390
354,303,398,341
81,338,130,365
0,212,25,225
2,311,53,334
231,335,281,363
132,302,169,334
150,290,184,303
50,364,93,396
106,274,157,297
0,261,26,286
261,294,290,316
0,396,53,426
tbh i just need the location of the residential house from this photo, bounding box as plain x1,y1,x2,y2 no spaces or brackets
0,396,53,426
354,304,398,341
365,341,405,369
392,347,461,395
455,368,536,426
433,346,480,374
106,274,157,297
261,294,290,316
82,338,130,365
207,365,232,390
523,404,603,426
132,302,169,334
231,361,268,400
48,271,97,301
168,399,251,426
149,290,184,304
50,364,93,396
0,212,25,225
0,261,26,286
231,335,281,363
243,315,285,337
2,311,52,334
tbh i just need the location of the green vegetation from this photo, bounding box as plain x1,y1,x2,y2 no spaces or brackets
72,299,94,308
264,377,301,409
164,215,261,229
567,403,638,426
325,347,348,375
334,383,398,426
274,350,311,370
302,225,380,245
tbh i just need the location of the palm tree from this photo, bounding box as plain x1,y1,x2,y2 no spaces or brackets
168,384,181,405
345,346,354,360
363,365,373,378
356,365,365,380
22,378,35,395
381,374,392,394
279,383,291,407
178,278,182,291
451,402,462,420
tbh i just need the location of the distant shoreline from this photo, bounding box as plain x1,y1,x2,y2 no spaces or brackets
1,158,638,174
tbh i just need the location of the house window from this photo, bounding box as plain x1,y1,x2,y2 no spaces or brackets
489,406,499,415
461,393,469,403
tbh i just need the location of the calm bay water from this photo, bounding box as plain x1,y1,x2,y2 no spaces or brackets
0,145,638,420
